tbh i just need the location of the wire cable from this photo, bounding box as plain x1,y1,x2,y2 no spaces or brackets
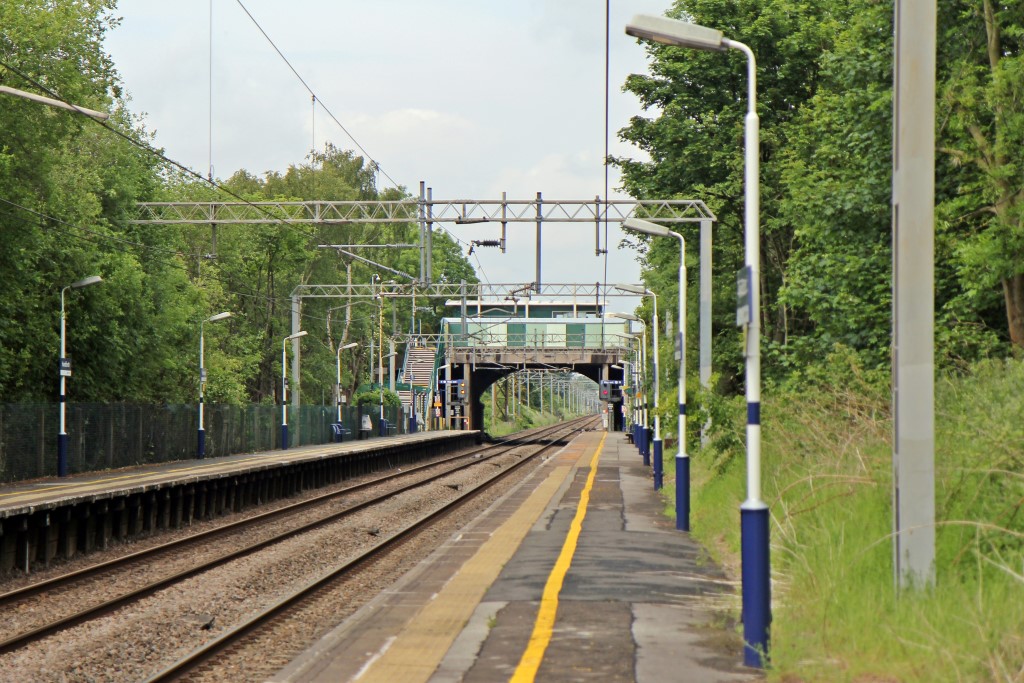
233,0,402,191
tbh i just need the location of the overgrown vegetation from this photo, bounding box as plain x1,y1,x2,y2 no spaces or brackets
667,353,1024,681
0,1,476,408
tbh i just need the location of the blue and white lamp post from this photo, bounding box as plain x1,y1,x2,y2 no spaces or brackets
58,275,103,478
281,330,308,450
627,14,768,668
612,309,659,472
623,219,686,516
198,311,232,459
615,284,660,469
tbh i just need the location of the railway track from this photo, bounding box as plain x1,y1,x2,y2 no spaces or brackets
143,415,597,682
0,417,594,662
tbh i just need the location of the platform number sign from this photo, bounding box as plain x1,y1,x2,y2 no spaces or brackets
59,358,72,377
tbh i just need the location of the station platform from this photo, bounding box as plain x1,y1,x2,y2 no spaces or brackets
0,430,479,573
274,430,760,683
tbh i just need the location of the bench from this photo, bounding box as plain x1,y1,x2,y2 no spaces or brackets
330,423,352,442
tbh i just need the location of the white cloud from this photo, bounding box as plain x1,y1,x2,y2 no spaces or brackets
103,0,670,289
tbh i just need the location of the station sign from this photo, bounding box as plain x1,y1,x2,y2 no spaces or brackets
59,358,71,377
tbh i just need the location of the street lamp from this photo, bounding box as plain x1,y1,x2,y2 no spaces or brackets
198,311,232,459
615,284,661,466
281,330,308,449
336,341,359,424
611,311,656,468
623,219,686,509
0,85,109,121
58,275,103,477
627,14,769,668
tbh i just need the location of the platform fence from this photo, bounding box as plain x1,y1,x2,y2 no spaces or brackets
0,402,409,483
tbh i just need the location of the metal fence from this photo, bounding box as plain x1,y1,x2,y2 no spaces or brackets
0,403,410,483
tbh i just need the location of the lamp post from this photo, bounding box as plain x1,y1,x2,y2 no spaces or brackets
623,219,686,510
336,341,359,425
58,275,103,477
627,14,768,668
198,311,232,459
616,284,661,466
0,85,109,121
612,312,656,468
281,330,308,449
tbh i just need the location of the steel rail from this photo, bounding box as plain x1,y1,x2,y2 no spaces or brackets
142,416,597,682
0,419,588,655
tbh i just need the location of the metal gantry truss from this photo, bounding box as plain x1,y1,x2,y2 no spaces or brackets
131,198,715,225
133,193,716,296
291,281,655,301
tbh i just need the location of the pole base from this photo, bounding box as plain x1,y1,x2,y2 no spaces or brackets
198,428,206,459
281,424,289,450
58,433,69,478
740,504,771,668
653,438,663,490
676,455,690,531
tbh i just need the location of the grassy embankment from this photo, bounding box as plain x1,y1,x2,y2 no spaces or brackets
663,356,1024,682
482,401,563,438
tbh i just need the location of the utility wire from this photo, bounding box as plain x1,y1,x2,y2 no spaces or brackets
1,40,488,293
0,56,326,247
230,1,491,284
234,0,402,191
602,0,611,316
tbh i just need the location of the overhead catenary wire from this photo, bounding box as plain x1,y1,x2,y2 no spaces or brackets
233,0,402,191
230,1,493,285
0,55,331,246
601,0,611,319
0,198,390,332
1,27,490,293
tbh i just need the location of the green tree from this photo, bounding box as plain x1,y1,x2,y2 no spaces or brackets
938,0,1024,348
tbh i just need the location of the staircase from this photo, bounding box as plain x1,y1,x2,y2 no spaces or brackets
399,344,437,411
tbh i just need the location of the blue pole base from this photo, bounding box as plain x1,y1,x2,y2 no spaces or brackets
58,433,69,478
653,438,663,490
281,423,289,450
198,428,206,459
676,455,690,531
642,427,651,466
740,505,771,668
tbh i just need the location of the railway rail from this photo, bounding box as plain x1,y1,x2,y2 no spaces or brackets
143,415,597,681
0,417,594,668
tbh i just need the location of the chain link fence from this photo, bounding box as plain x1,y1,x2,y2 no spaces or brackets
0,403,409,483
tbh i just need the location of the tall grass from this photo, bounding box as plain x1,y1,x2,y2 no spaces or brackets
676,355,1024,682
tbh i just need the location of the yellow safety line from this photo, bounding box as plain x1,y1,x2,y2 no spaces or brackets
509,431,606,683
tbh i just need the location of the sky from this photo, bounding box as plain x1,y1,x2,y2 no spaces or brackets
103,0,671,291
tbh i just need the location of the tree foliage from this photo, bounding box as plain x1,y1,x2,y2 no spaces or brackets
616,0,1018,395
0,3,476,407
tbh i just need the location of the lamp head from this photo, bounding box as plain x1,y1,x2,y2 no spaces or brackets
341,342,359,350
72,275,103,289
623,217,673,238
285,330,308,341
207,311,232,323
610,312,641,322
625,15,726,52
614,283,650,296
